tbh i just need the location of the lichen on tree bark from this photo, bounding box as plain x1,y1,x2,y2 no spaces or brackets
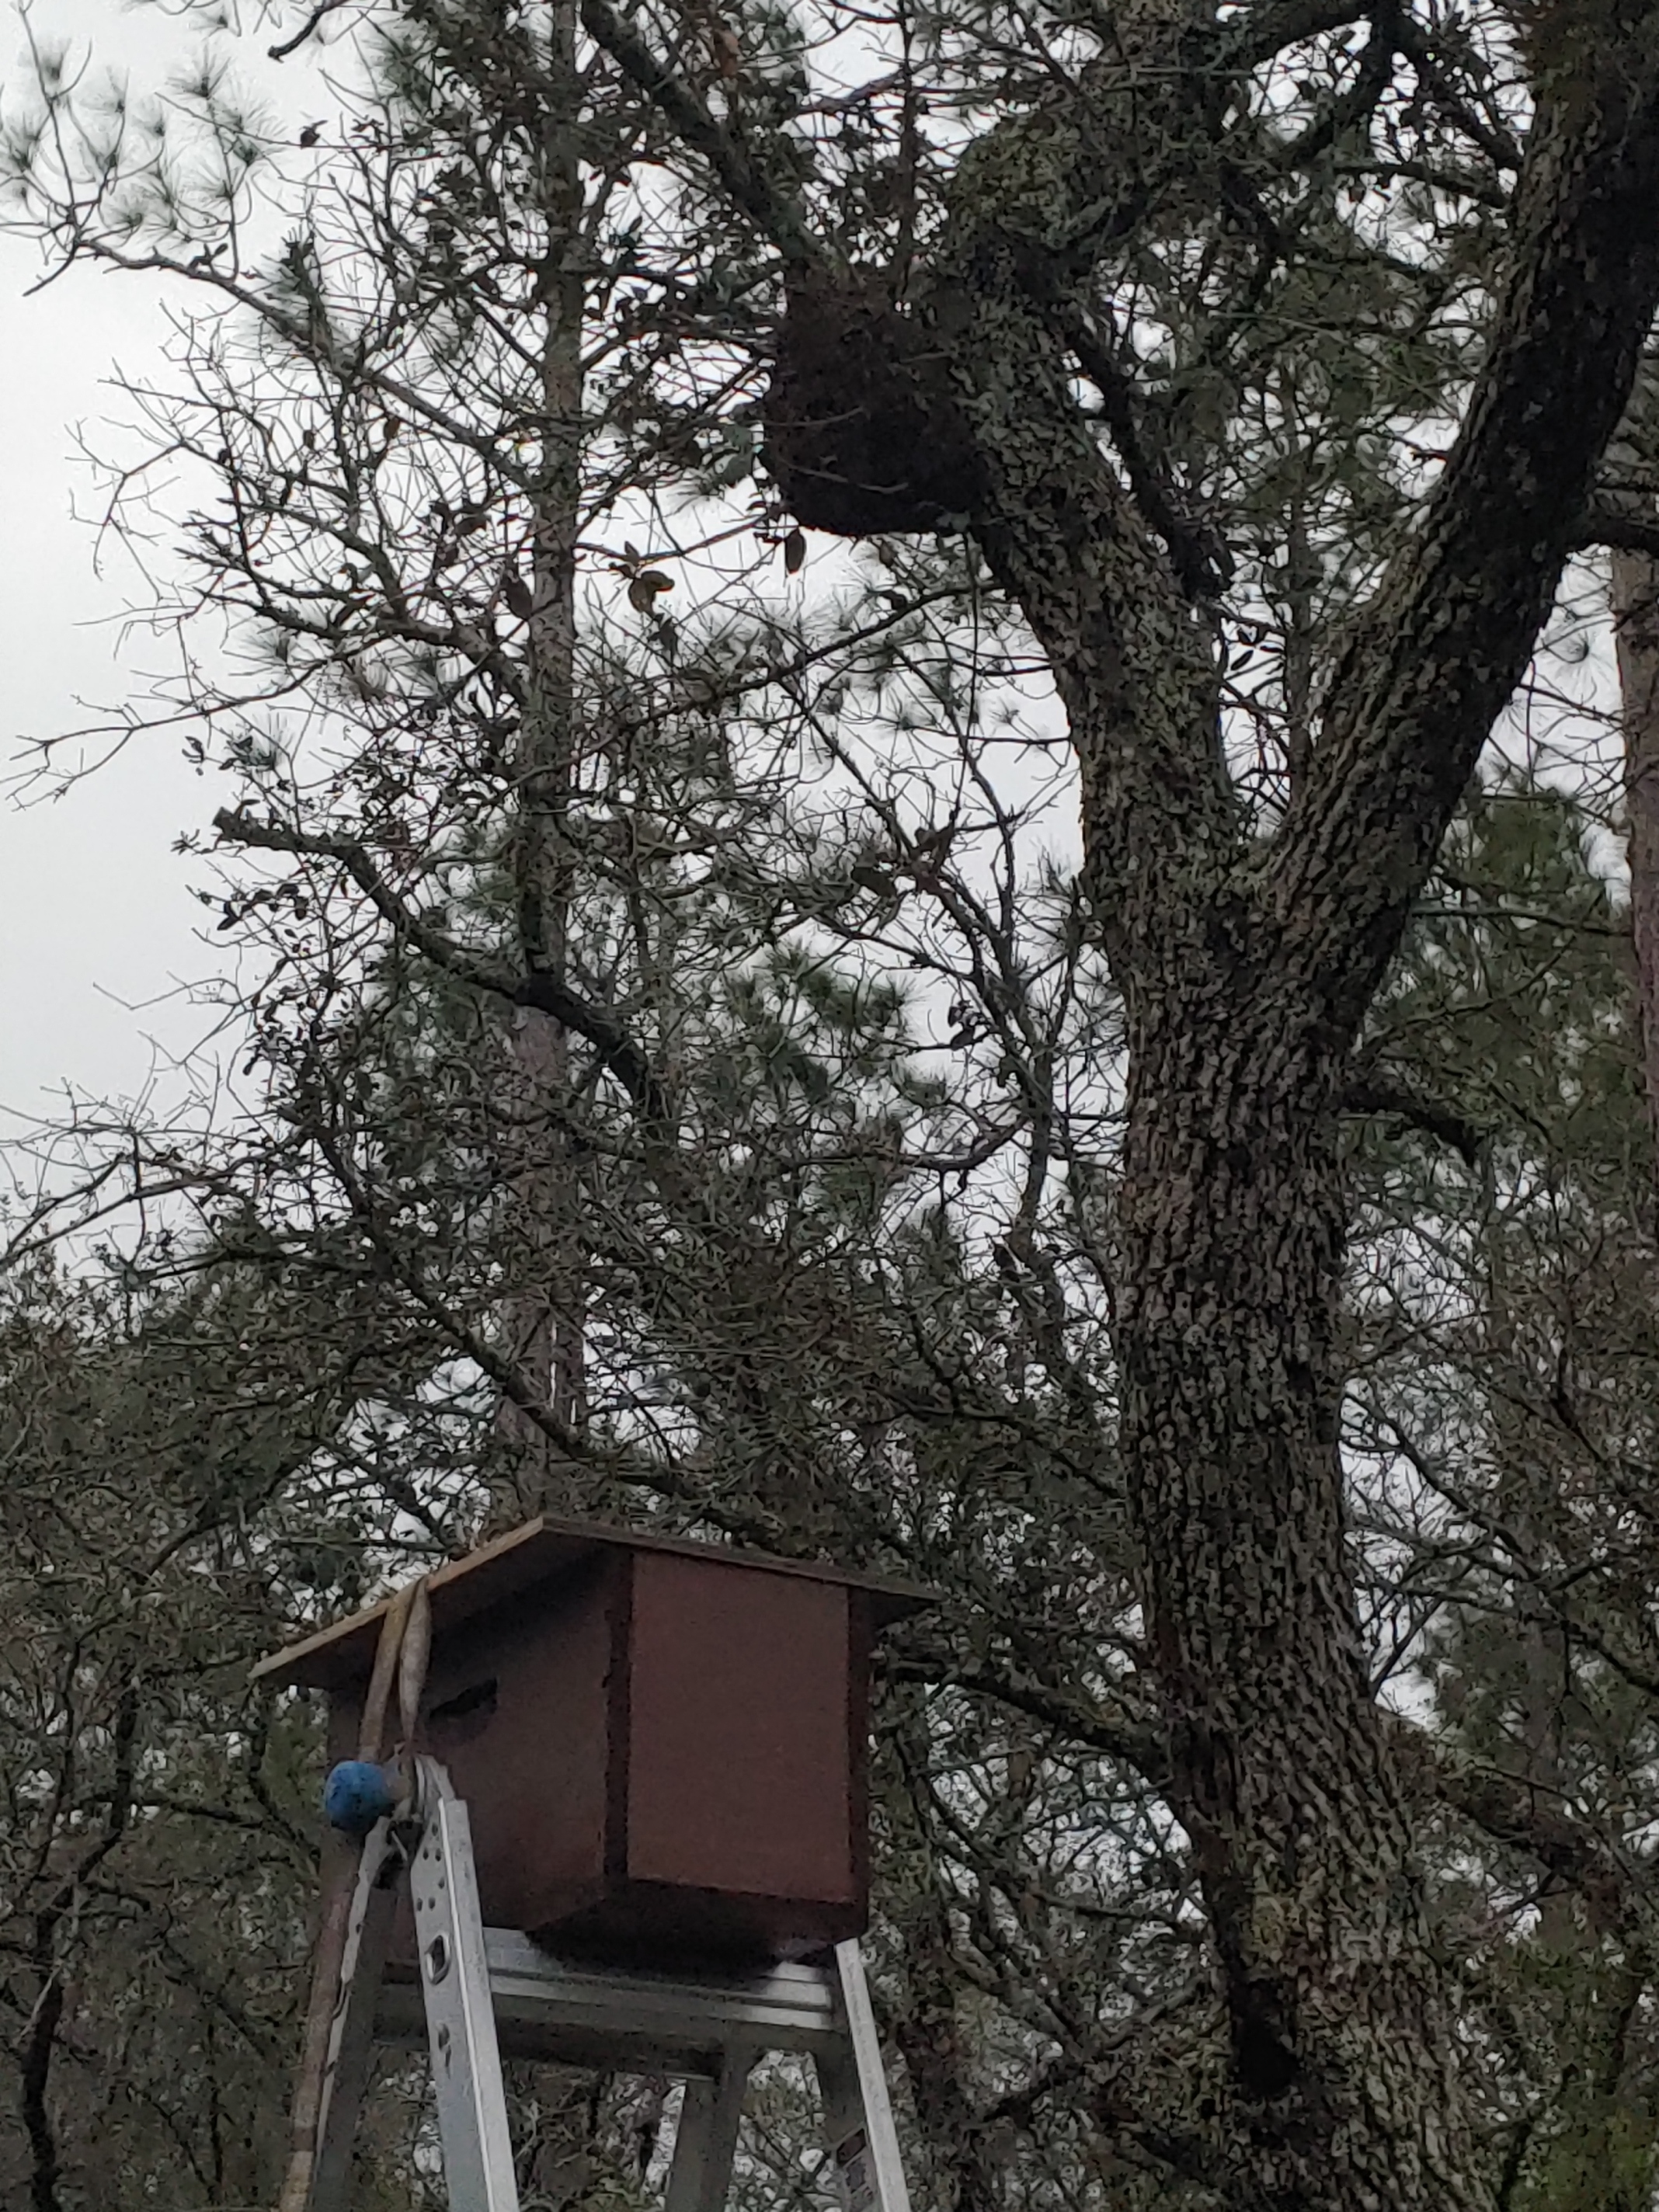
574,0,1659,2192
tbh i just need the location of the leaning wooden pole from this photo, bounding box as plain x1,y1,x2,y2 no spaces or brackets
273,1578,429,2212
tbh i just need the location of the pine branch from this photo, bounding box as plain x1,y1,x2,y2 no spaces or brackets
267,0,353,61
214,808,666,1121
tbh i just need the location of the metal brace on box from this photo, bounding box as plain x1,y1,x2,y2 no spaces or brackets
306,1758,913,2212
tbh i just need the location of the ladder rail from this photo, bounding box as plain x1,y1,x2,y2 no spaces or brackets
408,1789,521,2212
374,1929,842,2071
816,1943,913,2212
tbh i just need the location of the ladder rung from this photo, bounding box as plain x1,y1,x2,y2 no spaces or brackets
375,1929,843,2074
311,1768,912,2212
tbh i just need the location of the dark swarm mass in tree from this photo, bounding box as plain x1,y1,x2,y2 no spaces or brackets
763,267,987,535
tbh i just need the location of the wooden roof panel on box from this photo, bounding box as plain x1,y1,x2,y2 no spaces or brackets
253,1515,934,1692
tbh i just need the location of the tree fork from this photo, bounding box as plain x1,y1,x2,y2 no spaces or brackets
575,0,1659,2189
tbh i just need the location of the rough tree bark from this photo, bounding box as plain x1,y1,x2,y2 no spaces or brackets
491,0,594,1515
520,0,1659,2196
1612,543,1659,1148
1045,59,1659,2200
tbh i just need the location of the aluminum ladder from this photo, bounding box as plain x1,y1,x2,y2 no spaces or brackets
306,1758,913,2212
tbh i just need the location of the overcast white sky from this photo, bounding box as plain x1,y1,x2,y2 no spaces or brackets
1,266,207,1119
0,0,1628,1141
0,0,310,1125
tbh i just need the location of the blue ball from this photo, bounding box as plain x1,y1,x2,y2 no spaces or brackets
323,1759,397,1837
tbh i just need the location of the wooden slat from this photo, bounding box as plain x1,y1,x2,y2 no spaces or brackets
252,1515,934,1690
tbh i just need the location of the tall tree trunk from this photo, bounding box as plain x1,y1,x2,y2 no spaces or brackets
495,0,590,1518
948,277,1493,2200
1117,977,1485,2210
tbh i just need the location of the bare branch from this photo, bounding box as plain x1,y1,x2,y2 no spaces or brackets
576,0,823,268
214,808,668,1120
1057,303,1233,600
1341,1076,1483,1166
1577,503,1659,556
1275,40,1659,1032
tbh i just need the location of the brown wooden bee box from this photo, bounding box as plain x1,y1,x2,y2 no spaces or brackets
255,1517,930,1967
